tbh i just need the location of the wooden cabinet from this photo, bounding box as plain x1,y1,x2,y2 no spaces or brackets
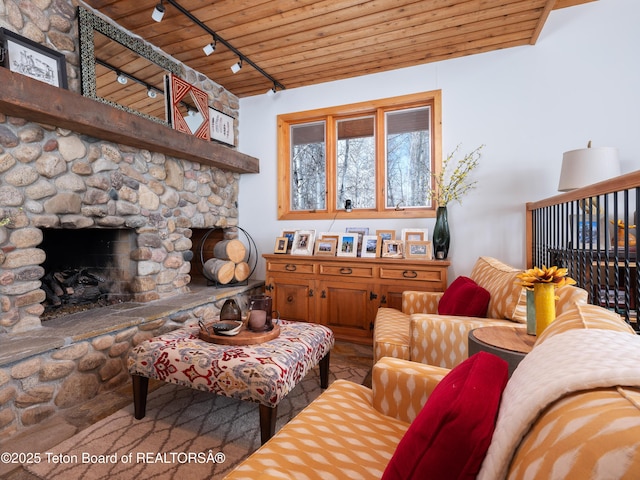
264,254,450,344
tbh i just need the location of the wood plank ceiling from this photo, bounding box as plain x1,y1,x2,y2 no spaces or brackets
84,0,595,98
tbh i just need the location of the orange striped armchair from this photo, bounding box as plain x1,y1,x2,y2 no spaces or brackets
374,256,588,368
226,303,640,479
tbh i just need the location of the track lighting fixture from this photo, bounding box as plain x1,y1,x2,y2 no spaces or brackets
266,83,277,96
155,0,284,92
230,59,242,74
116,72,128,85
203,37,216,56
147,88,157,99
152,1,165,22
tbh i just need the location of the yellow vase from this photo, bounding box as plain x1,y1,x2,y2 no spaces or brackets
534,283,556,336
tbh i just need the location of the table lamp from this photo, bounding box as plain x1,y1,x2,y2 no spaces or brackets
558,142,621,193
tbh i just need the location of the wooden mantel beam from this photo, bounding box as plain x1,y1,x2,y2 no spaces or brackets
0,68,259,174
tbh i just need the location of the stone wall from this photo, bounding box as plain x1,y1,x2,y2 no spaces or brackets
0,1,243,334
0,113,241,333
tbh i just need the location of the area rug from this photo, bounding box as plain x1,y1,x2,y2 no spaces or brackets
26,360,369,480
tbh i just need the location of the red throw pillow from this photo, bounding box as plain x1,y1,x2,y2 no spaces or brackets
438,276,490,317
382,352,509,480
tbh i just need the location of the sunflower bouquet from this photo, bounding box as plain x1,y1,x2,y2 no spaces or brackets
516,265,576,290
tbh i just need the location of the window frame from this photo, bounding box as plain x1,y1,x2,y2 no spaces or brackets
277,91,442,220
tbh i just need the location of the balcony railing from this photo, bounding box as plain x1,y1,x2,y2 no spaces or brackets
526,170,640,332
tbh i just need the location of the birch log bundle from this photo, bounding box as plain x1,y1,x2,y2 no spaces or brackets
203,239,250,284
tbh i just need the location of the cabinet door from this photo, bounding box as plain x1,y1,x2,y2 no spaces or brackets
379,282,430,311
317,280,376,342
267,276,314,323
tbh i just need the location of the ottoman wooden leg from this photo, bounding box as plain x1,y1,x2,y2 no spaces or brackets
319,352,330,389
259,404,277,445
132,375,149,420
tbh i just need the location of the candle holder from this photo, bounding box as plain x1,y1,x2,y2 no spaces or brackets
247,294,278,332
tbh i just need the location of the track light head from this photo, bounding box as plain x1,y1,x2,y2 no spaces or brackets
203,40,216,56
147,88,157,99
230,59,243,74
116,73,128,85
152,1,165,22
266,84,277,97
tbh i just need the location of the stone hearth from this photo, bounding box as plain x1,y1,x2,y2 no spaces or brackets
0,280,263,446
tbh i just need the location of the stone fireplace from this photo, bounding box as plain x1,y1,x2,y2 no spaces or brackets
0,1,263,448
0,75,264,450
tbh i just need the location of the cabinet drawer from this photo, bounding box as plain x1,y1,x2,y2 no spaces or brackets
266,260,315,274
379,267,444,283
319,264,375,278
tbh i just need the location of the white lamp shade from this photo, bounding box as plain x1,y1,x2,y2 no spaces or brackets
558,146,621,192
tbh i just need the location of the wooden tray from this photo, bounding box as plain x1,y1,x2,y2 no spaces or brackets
199,323,280,345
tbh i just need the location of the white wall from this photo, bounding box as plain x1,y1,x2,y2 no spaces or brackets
238,0,640,282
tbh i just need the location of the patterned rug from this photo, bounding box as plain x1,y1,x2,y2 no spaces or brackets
25,357,370,480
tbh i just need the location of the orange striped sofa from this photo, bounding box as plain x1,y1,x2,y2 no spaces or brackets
225,303,640,480
374,256,588,368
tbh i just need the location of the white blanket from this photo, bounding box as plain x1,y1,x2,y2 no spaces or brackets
478,328,640,480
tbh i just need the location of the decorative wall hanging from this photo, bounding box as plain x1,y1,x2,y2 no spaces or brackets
209,108,235,146
168,73,209,140
0,28,68,89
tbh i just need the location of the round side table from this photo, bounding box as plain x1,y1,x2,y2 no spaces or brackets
468,326,536,377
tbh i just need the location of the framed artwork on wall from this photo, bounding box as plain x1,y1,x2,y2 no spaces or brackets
167,73,210,140
209,108,235,146
0,28,68,89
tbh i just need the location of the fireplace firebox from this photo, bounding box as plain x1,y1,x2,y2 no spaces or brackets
39,229,135,319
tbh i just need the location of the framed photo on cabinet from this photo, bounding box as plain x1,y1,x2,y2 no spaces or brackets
274,236,288,254
405,240,433,259
360,235,381,258
376,229,395,243
314,237,337,256
337,233,358,257
291,230,315,255
280,230,296,252
382,240,404,259
401,228,429,243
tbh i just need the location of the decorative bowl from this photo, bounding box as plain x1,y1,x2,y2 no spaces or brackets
212,320,243,336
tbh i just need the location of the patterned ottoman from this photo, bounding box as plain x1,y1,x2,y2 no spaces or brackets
127,320,334,444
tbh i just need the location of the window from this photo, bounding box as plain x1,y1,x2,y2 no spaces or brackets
277,91,442,219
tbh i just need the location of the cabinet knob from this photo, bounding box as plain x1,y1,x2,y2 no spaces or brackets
285,264,297,272
309,289,314,297
287,295,294,303
369,291,377,300
321,290,327,298
403,270,418,278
